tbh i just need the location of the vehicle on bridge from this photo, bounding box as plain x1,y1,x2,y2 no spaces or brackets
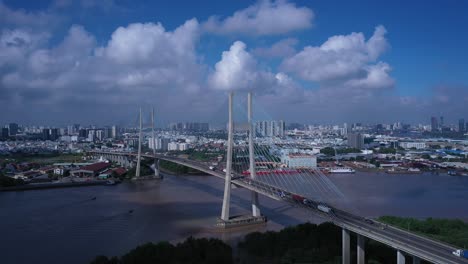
317,204,333,214
453,249,468,259
292,194,308,205
241,169,299,176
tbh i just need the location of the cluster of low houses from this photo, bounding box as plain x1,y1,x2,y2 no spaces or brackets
2,161,127,181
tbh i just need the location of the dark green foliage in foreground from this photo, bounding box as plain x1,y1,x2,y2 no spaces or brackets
379,216,468,248
0,174,25,187
238,222,341,263
92,222,441,264
238,222,421,264
91,237,232,264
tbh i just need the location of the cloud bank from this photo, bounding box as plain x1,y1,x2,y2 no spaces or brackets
0,1,466,125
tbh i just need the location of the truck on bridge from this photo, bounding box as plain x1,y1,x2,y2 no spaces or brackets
453,249,468,259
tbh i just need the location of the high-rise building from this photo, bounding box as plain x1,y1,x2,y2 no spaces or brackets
50,128,59,141
255,120,285,137
459,119,465,133
87,130,95,142
111,125,119,138
431,116,438,132
348,133,364,149
168,142,178,151
148,137,170,151
95,130,104,141
8,123,18,136
439,116,444,128
42,128,50,140
78,129,87,138
1,128,9,139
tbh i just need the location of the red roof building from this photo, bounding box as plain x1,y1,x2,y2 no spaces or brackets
71,162,111,177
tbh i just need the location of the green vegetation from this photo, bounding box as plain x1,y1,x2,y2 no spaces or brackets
0,174,25,187
238,222,405,264
379,216,468,248
185,149,221,162
5,153,84,164
92,222,419,264
159,160,202,175
376,148,397,154
125,166,153,178
91,237,232,264
320,147,361,156
159,160,190,174
238,222,341,263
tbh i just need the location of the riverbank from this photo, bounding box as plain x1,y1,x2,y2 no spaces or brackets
0,180,110,191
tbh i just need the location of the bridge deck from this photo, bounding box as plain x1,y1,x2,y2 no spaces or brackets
90,151,468,264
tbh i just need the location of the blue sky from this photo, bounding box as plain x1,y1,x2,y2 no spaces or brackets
1,0,467,125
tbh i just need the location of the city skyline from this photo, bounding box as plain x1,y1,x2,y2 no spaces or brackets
1,0,468,125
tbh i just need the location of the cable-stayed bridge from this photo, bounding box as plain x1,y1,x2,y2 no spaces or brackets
90,92,467,264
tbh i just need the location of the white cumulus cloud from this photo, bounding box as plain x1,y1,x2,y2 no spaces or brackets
281,25,392,90
253,38,298,58
209,41,260,90
203,0,314,35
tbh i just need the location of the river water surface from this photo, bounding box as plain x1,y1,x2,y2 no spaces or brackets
0,171,467,264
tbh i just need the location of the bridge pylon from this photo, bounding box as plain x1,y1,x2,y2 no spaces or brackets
217,92,266,229
151,107,163,179
134,107,142,179
248,92,261,217
221,92,234,221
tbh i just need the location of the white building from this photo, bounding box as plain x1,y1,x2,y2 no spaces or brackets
255,120,285,137
178,143,189,151
149,137,170,151
399,142,427,149
281,154,317,168
168,142,178,151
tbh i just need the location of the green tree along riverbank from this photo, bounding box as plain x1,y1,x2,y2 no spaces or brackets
0,174,25,187
4,153,84,164
378,216,468,248
91,237,233,264
159,160,203,175
91,222,426,264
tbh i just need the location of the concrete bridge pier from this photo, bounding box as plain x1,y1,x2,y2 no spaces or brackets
357,234,365,264
154,159,160,178
342,228,350,264
397,250,405,264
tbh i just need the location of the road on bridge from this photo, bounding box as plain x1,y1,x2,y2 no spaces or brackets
91,151,468,264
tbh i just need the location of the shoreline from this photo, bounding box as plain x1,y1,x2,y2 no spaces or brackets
0,180,109,191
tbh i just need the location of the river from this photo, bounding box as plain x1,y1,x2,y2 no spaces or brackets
0,171,467,264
